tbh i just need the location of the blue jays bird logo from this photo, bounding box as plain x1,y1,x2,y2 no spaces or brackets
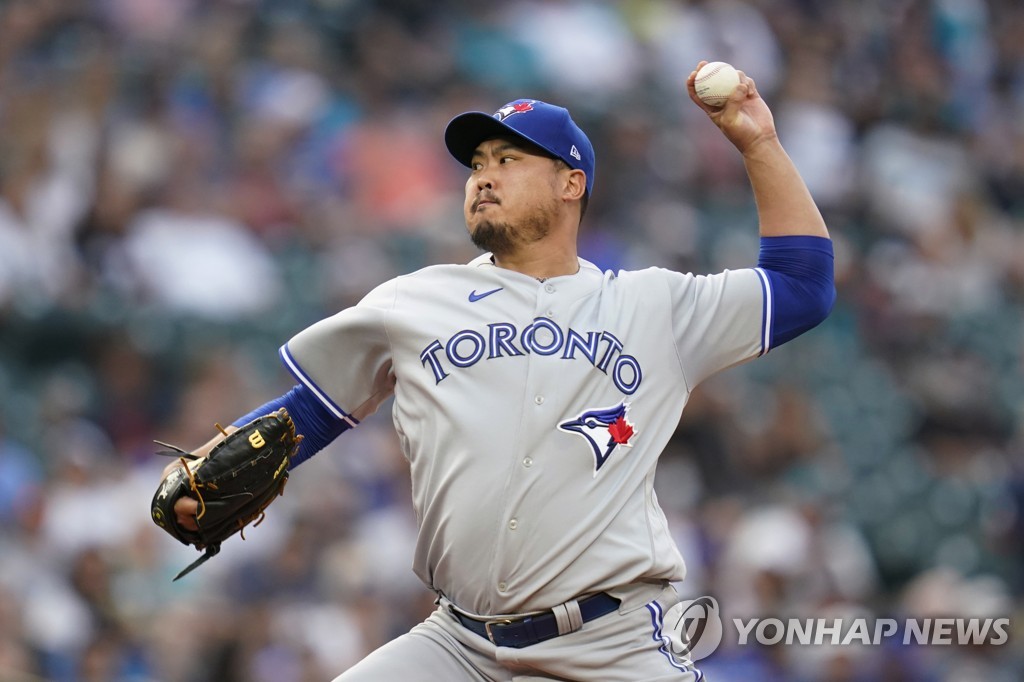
558,403,637,474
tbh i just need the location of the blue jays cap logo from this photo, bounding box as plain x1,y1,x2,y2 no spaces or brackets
493,100,535,122
559,402,637,474
444,97,595,196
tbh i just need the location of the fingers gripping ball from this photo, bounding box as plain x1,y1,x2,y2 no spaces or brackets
151,408,303,580
695,61,740,108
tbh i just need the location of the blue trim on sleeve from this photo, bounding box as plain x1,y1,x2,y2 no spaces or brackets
757,235,836,347
232,384,352,469
753,267,771,355
279,343,359,428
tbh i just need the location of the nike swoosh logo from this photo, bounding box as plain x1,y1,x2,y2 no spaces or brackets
468,287,503,302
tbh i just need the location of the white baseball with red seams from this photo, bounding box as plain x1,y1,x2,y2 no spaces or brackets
694,61,740,107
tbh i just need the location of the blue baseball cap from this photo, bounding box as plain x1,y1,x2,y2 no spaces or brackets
445,99,595,196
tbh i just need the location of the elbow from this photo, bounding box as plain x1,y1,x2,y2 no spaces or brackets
802,273,836,332
767,272,836,348
811,283,837,328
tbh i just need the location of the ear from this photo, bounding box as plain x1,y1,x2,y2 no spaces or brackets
562,168,587,203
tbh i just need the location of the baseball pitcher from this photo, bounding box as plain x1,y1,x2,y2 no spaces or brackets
154,61,835,681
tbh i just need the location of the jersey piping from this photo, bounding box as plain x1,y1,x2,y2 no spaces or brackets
279,344,360,428
753,266,773,355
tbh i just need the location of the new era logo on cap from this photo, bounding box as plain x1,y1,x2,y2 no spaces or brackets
444,98,596,196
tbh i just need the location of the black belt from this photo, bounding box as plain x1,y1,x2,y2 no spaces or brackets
452,592,620,648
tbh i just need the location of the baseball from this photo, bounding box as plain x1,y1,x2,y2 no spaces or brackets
694,61,740,108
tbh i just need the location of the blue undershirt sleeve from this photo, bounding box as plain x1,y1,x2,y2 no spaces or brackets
757,235,836,348
231,384,353,469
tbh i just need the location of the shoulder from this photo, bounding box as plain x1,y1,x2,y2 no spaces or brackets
398,262,480,280
359,259,493,307
613,265,761,284
606,266,767,305
604,265,688,287
396,254,494,282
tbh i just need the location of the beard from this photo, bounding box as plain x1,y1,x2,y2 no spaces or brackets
469,203,556,256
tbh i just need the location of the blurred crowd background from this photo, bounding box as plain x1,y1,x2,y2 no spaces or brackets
0,0,1022,680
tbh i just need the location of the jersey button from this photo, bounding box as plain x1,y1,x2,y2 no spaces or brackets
545,310,555,318
544,283,555,294
508,519,518,530
534,395,544,405
498,582,508,592
523,457,533,468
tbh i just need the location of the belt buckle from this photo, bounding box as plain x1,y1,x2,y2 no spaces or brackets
484,618,514,644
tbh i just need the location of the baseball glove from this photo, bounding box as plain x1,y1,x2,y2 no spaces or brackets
151,408,302,580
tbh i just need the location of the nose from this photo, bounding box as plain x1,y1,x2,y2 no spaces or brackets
471,158,496,189
475,172,494,191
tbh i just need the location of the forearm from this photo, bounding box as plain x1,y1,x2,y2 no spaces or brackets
743,137,829,239
232,385,352,468
159,383,349,479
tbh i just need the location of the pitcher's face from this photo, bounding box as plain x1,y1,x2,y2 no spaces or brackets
463,138,563,256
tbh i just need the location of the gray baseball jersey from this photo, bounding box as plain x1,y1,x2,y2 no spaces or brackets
282,253,769,617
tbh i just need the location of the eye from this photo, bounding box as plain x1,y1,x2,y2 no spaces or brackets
470,161,483,171
500,155,516,163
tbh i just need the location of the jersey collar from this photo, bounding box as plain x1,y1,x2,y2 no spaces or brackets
467,253,601,278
